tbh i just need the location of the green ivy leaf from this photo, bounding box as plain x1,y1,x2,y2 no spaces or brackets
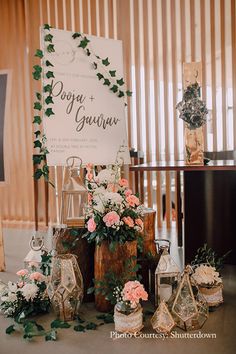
33,168,43,179
93,62,98,69
70,228,79,237
103,78,110,86
97,73,104,81
44,84,52,93
45,96,54,104
34,140,42,149
85,322,97,330
33,65,42,72
76,316,85,324
45,330,57,341
74,325,85,332
44,33,53,42
45,60,54,67
102,57,110,66
79,37,90,49
34,102,42,110
35,49,43,58
33,116,42,124
126,90,132,97
117,78,125,86
72,32,81,39
95,55,100,59
47,44,55,53
51,319,71,329
6,325,15,335
33,155,43,165
34,130,41,138
45,108,55,117
110,85,118,93
87,287,95,294
33,71,41,80
44,24,52,30
109,70,116,77
46,71,55,79
36,92,42,100
118,90,125,98
86,49,91,56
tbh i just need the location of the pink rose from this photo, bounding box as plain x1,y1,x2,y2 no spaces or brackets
29,272,45,282
103,211,120,227
135,218,143,231
123,216,135,228
87,218,96,232
125,189,133,197
16,269,29,277
119,178,129,188
122,281,148,305
86,172,93,181
126,194,140,207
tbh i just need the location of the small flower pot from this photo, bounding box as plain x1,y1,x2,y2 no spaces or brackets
114,304,143,333
198,283,223,307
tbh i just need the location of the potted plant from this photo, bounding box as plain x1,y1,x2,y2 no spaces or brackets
113,280,148,333
84,164,144,312
191,264,223,307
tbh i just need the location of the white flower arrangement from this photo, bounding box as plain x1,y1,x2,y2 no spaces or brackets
191,264,222,286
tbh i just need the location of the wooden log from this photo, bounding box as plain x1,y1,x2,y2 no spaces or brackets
54,227,94,302
0,219,5,271
141,208,157,257
94,240,137,313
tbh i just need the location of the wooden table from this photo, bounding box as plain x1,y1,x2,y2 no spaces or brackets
130,160,236,263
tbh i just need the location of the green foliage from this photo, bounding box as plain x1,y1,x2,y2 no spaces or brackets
96,313,114,323
34,102,42,110
74,324,85,332
44,33,53,42
33,155,44,165
46,71,55,79
97,73,104,80
35,49,43,58
44,24,52,30
72,32,81,39
116,78,124,86
33,115,42,124
103,78,110,86
34,140,42,149
34,130,41,138
45,60,54,67
109,70,116,77
40,252,52,276
45,330,57,341
43,84,52,93
36,92,42,100
102,57,110,66
110,85,118,93
47,44,55,53
86,49,91,56
118,90,125,98
45,107,55,117
6,325,15,335
191,243,231,272
50,320,71,329
126,90,132,97
78,37,90,49
45,95,54,104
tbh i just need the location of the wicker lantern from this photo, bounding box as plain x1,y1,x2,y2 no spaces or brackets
155,248,180,306
171,266,208,331
47,254,83,321
61,156,88,227
151,301,175,334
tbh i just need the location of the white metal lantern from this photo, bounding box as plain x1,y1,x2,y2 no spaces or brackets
155,248,180,306
61,156,88,227
24,233,44,269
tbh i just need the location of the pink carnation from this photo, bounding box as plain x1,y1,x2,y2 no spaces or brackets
122,280,148,307
126,194,140,207
103,211,120,227
87,218,96,232
29,272,45,282
123,216,135,228
119,178,129,188
16,269,29,277
17,281,24,288
135,218,143,231
125,189,133,197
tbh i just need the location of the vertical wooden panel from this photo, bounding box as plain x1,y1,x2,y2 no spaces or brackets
190,0,195,61
200,0,207,149
220,0,227,151
232,0,236,149
210,0,217,151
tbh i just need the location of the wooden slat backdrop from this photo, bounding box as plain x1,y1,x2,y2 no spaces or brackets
0,0,235,230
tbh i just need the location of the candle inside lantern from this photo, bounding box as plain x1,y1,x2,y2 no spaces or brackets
159,284,172,302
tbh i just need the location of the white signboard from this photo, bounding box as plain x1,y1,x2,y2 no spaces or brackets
41,28,130,166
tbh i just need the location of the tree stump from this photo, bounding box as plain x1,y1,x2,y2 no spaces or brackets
94,240,137,313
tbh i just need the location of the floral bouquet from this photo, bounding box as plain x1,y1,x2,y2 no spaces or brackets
0,263,50,321
191,264,223,307
84,165,144,250
113,280,148,333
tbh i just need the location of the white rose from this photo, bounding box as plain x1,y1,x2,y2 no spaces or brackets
97,169,116,184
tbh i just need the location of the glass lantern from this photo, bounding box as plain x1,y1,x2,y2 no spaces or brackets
61,156,88,227
24,232,44,269
171,266,208,331
155,248,180,306
151,300,175,334
47,254,84,321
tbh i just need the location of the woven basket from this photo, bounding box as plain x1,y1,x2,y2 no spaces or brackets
114,304,143,333
198,283,223,307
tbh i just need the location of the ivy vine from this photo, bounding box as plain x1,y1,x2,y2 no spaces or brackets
32,24,132,184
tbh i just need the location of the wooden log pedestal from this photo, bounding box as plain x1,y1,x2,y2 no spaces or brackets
54,227,94,302
0,219,5,271
138,209,158,297
94,240,137,313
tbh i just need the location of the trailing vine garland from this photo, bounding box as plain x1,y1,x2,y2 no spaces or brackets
32,24,132,184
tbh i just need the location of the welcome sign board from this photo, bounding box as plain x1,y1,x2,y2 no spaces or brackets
41,28,130,166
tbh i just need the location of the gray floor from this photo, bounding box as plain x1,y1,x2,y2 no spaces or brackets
0,228,235,354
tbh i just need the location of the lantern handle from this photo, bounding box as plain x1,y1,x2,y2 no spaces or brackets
30,234,44,251
66,156,83,169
